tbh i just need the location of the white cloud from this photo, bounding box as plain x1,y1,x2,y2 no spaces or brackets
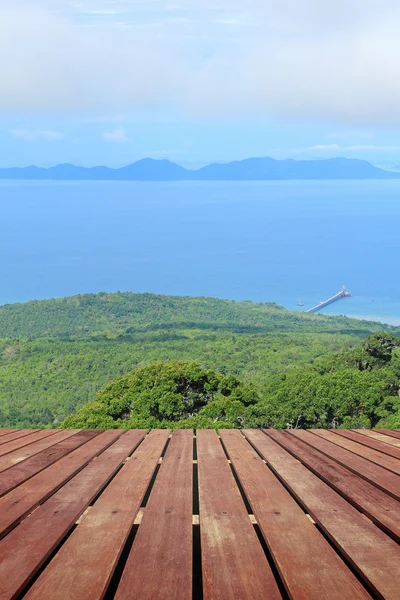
2,2,400,124
102,127,131,143
10,129,64,142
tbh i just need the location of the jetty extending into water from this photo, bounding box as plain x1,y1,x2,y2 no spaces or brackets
306,285,352,314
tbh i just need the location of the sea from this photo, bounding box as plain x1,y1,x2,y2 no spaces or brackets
1,179,400,325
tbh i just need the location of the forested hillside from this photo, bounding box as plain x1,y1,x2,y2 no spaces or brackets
0,292,398,428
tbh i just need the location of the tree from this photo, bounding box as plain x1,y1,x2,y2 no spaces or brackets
62,361,259,429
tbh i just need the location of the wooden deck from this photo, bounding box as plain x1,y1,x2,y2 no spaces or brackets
0,428,398,599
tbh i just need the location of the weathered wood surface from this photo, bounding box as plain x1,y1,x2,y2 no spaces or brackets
376,429,400,440
333,429,400,460
25,430,169,600
290,429,400,499
220,430,370,600
247,430,400,599
0,430,98,497
0,429,120,539
197,429,281,600
354,429,400,448
0,430,79,474
115,429,193,600
0,430,55,457
0,430,146,600
311,429,400,474
266,429,400,541
0,428,399,599
0,430,40,445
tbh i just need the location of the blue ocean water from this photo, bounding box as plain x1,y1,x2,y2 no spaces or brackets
1,179,400,324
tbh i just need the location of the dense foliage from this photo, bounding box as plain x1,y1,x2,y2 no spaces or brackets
63,361,259,429
0,292,399,429
62,335,400,430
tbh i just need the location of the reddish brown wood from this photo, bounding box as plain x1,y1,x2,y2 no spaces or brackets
0,429,122,539
244,429,400,600
0,431,52,456
0,430,14,438
291,430,400,500
0,430,79,474
355,429,400,448
197,430,281,600
334,429,400,460
0,430,39,445
375,429,400,439
312,429,400,474
24,430,168,600
115,429,193,600
0,430,146,600
0,430,99,496
220,430,370,600
265,430,400,541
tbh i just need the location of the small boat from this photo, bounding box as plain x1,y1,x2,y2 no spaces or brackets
297,300,304,307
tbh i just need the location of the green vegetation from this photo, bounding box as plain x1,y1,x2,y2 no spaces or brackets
0,292,399,429
63,361,259,429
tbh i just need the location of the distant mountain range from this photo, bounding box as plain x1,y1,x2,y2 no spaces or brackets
1,157,399,181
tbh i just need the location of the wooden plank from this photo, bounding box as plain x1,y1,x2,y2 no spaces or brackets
25,430,169,600
0,430,79,474
0,429,122,539
265,430,400,541
114,429,193,600
375,429,400,440
334,430,400,460
220,430,370,600
244,430,400,600
0,430,15,438
355,429,400,449
291,430,400,500
0,430,146,600
0,430,98,497
0,431,49,454
312,429,400,474
0,430,40,445
0,430,56,458
197,429,281,600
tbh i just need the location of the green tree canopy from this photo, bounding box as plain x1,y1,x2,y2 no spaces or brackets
62,361,259,429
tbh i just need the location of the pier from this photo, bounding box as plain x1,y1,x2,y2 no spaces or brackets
306,285,351,314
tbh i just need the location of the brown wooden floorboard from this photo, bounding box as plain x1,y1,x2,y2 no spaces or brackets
333,430,400,460
114,429,193,600
0,430,79,474
375,429,400,440
0,430,99,497
0,430,146,600
0,430,40,445
265,430,400,541
290,430,400,500
244,429,400,600
311,430,400,474
0,430,15,438
354,430,400,448
197,429,281,600
0,428,398,600
0,431,55,457
0,429,122,539
25,430,169,600
220,430,370,600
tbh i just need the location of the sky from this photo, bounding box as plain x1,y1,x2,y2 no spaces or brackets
1,0,400,168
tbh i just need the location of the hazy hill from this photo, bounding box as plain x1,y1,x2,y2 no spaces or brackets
0,157,399,181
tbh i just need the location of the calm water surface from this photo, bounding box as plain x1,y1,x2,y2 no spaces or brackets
1,179,399,324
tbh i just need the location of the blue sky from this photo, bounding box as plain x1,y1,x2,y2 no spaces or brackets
2,0,400,168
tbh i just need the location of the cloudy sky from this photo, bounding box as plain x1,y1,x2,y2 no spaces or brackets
1,0,400,167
